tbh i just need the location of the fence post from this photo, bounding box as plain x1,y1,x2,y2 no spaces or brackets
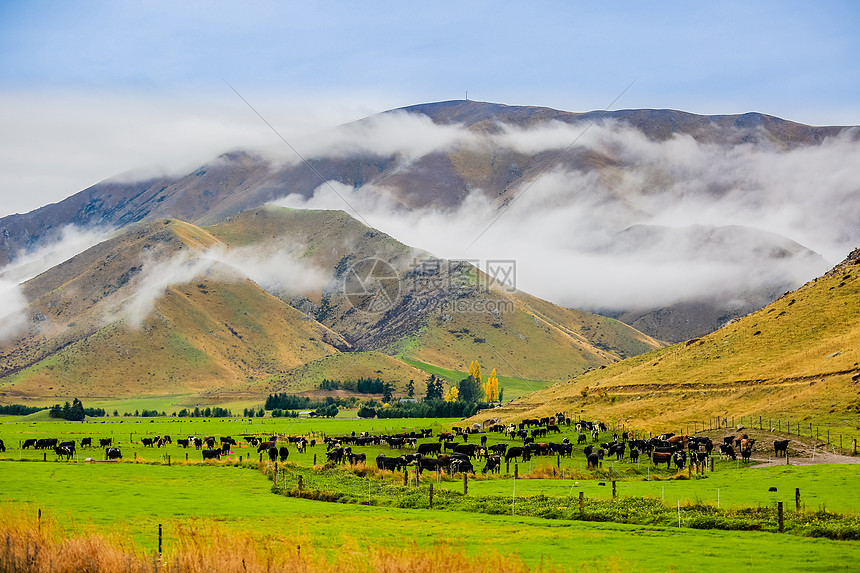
579,491,584,514
514,464,518,479
853,439,857,456
612,481,616,499
463,473,468,495
796,488,801,512
778,502,784,533
298,475,303,491
429,484,434,509
158,523,162,555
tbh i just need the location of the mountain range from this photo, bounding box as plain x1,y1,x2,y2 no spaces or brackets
0,100,858,404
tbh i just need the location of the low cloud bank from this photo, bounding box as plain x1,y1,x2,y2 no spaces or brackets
272,118,859,312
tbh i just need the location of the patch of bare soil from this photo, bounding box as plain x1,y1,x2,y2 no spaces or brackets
750,437,860,467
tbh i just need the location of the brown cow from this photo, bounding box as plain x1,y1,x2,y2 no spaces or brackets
651,451,673,469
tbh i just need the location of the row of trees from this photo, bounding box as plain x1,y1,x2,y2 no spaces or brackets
48,399,106,421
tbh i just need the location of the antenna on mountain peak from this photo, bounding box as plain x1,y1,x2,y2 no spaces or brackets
465,91,468,101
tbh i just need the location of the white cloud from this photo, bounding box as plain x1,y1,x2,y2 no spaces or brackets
118,241,331,327
272,117,859,313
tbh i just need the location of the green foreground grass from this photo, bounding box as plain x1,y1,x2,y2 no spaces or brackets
2,461,859,573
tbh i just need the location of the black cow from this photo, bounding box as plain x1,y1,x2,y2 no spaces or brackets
142,437,155,447
268,447,278,462
202,449,222,460
177,438,190,448
741,447,752,463
348,452,366,465
221,442,231,455
629,448,640,462
192,437,203,449
774,440,789,457
417,442,442,456
504,446,531,463
577,433,587,444
719,444,736,460
672,451,686,470
483,455,501,474
278,447,290,462
80,437,92,448
376,454,403,471
99,438,112,447
105,447,122,460
450,458,475,475
586,453,600,470
453,444,480,459
0,439,4,452
59,441,76,455
488,443,508,455
54,445,74,460
36,438,58,450
23,438,37,449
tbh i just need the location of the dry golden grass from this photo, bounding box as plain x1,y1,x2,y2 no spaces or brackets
0,509,554,573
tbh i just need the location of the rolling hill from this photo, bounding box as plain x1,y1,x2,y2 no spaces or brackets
485,248,860,429
0,207,662,402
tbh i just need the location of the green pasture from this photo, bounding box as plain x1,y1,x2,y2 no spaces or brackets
2,460,859,573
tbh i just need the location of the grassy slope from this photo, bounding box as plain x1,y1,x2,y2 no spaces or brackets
482,251,860,430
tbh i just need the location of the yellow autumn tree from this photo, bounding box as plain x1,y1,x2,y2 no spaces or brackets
443,386,459,402
484,368,499,402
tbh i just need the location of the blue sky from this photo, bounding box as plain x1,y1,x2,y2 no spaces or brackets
1,1,858,216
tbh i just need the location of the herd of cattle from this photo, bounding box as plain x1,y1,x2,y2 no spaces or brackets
0,413,791,475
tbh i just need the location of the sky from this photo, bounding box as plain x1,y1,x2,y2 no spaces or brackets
0,1,858,218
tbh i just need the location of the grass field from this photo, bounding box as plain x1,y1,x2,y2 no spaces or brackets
2,415,858,572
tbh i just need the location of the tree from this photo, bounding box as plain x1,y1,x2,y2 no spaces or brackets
484,368,499,402
382,382,394,403
443,386,459,402
425,374,443,401
357,405,376,418
406,379,415,397
458,375,483,403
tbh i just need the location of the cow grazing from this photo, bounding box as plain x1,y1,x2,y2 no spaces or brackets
504,446,531,463
483,455,501,474
59,441,76,455
36,438,58,450
488,443,508,455
141,437,155,447
80,437,92,448
54,445,74,460
105,447,122,460
177,438,190,448
99,438,112,448
586,453,600,470
202,449,222,460
23,439,37,449
450,458,475,475
774,440,789,457
348,452,366,465
258,441,276,453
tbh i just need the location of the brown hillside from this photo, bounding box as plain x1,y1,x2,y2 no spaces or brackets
484,249,860,431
